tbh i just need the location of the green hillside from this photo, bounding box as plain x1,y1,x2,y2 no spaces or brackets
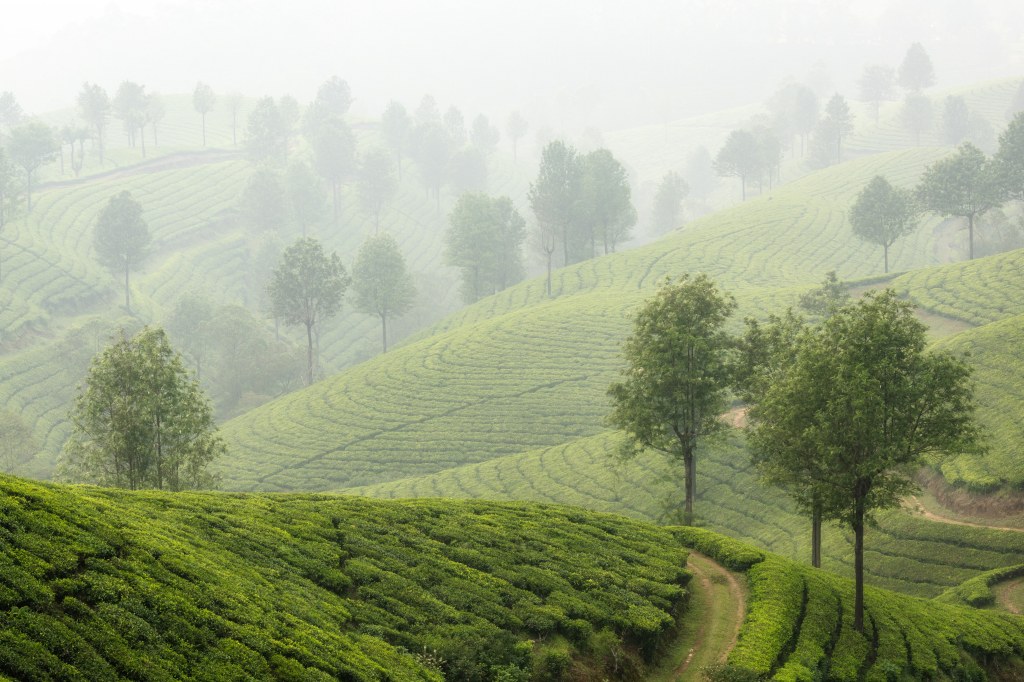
219,147,952,492
0,475,690,680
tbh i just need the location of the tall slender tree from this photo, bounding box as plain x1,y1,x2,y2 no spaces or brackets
77,82,110,164
352,233,416,353
7,120,57,212
93,191,150,312
528,140,582,266
850,175,918,273
193,82,216,146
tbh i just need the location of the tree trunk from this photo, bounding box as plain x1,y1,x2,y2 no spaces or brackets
25,170,32,212
140,126,147,159
683,441,696,525
155,411,163,490
124,263,131,312
812,503,822,568
305,322,314,385
853,491,866,632
968,214,975,260
381,313,388,353
884,243,889,274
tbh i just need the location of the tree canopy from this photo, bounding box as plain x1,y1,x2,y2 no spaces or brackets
850,175,918,273
352,233,416,353
446,193,526,304
59,326,224,491
267,237,350,385
858,65,895,124
651,170,689,234
7,120,57,211
607,273,736,523
898,42,935,92
994,112,1024,202
747,290,980,631
528,140,583,266
93,190,150,312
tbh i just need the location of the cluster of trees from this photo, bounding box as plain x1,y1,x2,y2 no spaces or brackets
528,141,636,289
852,113,1024,267
714,127,782,199
609,274,982,633
445,194,526,304
59,326,225,491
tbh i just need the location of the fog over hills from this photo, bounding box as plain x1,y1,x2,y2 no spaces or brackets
3,0,1024,132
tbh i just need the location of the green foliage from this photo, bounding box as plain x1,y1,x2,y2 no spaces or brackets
0,410,38,473
898,42,935,93
529,140,583,266
93,190,150,311
352,232,416,352
993,111,1024,202
445,193,526,304
651,170,688,234
714,129,760,200
809,94,854,167
356,147,398,230
796,271,848,319
6,119,57,210
850,175,918,273
239,167,287,233
59,326,224,491
246,96,288,165
936,563,1024,608
0,479,689,681
579,148,637,254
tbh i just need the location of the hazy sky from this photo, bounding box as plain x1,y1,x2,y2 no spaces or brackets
3,1,1023,131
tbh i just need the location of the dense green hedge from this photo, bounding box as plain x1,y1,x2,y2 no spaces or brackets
0,476,690,680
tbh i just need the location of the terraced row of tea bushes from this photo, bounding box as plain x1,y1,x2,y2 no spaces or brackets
351,429,1024,598
926,313,1024,489
678,529,1024,681
0,474,691,680
936,563,1024,608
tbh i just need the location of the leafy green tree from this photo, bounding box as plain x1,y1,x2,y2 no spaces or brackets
147,92,166,148
994,112,1024,202
0,91,22,133
747,290,980,631
470,114,500,157
607,274,736,523
942,96,971,145
93,190,150,312
810,94,854,166
900,93,933,146
506,111,528,162
240,168,288,233
356,148,397,232
304,76,352,134
193,82,216,146
850,176,918,273
77,82,109,164
245,96,288,165
797,270,849,319
768,83,818,156
381,100,411,179
444,106,467,148
858,64,895,124
267,237,350,385
352,233,416,352
166,293,215,381
916,142,1003,260
714,129,760,200
60,326,225,491
411,121,454,211
8,120,57,212
529,140,582,266
898,42,935,93
113,81,149,155
446,193,526,303
0,147,17,231
752,125,782,191
310,116,356,222
579,148,636,254
285,160,327,237
651,170,689,234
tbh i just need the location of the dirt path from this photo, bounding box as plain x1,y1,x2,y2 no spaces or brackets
651,551,747,682
905,496,1024,534
994,576,1024,614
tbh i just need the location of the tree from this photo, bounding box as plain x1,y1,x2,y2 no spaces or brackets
443,106,466,148
7,120,57,212
898,42,935,93
900,93,933,146
858,65,895,124
747,291,980,631
285,160,327,237
797,271,849,319
752,126,782,190
0,91,22,133
470,114,500,157
310,116,356,222
113,81,149,155
579,148,636,254
59,326,225,491
767,83,818,156
411,121,454,211
245,96,287,165
0,409,38,473
93,191,150,312
651,171,689,234
240,168,288,233
0,148,17,232
942,96,971,145
851,176,918,273
529,140,583,266
446,193,526,303
77,82,109,164
357,148,398,232
305,76,352,134
166,293,215,381
506,111,529,161
193,82,216,146
809,94,854,167
607,274,736,524
381,100,411,179
994,112,1024,203
916,142,1003,260
267,237,350,385
352,233,416,352
225,92,243,145
714,129,760,200
147,92,166,148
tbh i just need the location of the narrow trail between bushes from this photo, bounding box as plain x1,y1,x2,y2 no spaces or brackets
905,496,1024,533
650,551,746,682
